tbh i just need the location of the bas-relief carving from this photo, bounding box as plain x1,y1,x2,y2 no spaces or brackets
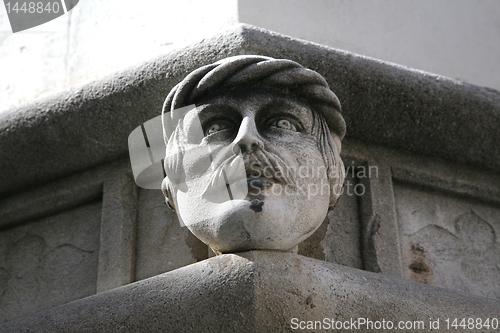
0,202,101,323
161,55,347,254
394,183,500,299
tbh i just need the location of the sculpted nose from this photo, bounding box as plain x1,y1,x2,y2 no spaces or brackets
232,117,264,154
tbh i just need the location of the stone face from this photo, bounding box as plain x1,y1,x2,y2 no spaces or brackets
394,182,500,299
161,55,346,253
0,24,499,326
2,252,499,333
0,202,101,323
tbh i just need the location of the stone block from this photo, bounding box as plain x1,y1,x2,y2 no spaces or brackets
298,175,362,269
395,182,500,299
135,188,207,280
1,252,498,332
0,202,101,323
335,139,500,295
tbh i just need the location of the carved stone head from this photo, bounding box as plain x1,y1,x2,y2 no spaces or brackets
162,55,345,254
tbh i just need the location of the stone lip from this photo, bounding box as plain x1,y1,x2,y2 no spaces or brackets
1,251,498,332
1,24,500,198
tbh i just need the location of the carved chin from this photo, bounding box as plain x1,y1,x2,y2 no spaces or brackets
180,192,330,253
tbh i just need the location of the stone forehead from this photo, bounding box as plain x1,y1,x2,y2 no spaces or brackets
162,55,346,141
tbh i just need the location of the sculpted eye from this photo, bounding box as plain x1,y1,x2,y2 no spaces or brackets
271,118,297,131
204,120,233,136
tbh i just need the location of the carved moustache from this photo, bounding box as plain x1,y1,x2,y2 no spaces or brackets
203,150,296,202
244,150,295,187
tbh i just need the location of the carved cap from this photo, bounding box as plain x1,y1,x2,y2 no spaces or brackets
162,55,346,141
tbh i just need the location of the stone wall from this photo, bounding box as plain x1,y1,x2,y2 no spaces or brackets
0,25,499,324
3,252,499,333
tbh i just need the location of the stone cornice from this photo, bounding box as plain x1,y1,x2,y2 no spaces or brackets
2,252,499,332
1,24,499,198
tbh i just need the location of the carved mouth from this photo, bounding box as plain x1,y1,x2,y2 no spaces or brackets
246,178,267,212
202,174,274,203
246,177,272,213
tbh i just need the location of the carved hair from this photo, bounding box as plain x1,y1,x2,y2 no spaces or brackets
162,55,346,210
163,55,345,141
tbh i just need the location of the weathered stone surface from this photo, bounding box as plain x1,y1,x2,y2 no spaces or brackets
1,252,498,332
1,114,497,319
298,175,362,269
160,55,345,254
1,24,499,200
0,202,101,323
135,188,207,280
0,158,151,319
323,175,362,268
1,23,499,328
96,172,138,293
394,182,500,299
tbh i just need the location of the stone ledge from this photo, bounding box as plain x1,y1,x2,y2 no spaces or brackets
1,251,498,332
1,24,499,198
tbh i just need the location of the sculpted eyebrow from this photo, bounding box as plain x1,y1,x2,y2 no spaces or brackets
196,104,237,123
259,99,313,124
